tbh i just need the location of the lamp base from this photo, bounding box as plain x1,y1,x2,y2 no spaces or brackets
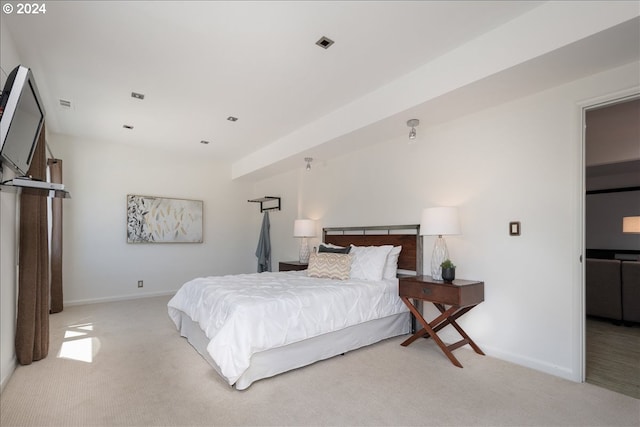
299,238,310,263
430,236,449,281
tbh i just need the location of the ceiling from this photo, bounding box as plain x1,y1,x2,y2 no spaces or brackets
2,1,639,179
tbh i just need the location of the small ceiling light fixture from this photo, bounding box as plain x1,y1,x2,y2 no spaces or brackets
227,116,238,122
315,36,335,49
407,119,419,140
200,140,210,145
131,92,145,100
123,124,134,130
305,157,313,171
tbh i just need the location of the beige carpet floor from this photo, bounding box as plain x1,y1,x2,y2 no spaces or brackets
1,295,638,427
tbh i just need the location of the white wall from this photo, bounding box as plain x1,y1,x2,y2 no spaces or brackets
49,134,257,304
253,62,640,381
0,174,17,394
0,16,22,393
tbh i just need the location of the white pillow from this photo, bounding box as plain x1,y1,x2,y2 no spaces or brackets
349,245,393,281
383,246,402,279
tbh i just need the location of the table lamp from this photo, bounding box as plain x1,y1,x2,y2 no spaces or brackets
420,207,461,280
622,216,640,233
294,219,316,263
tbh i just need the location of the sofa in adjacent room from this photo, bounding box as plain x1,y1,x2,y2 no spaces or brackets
586,257,640,324
621,261,640,323
586,258,622,322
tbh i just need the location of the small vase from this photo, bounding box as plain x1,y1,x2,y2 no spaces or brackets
441,267,455,283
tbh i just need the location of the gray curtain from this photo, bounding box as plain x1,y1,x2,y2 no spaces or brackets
255,211,271,272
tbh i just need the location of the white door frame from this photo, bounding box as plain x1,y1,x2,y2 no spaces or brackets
577,88,640,382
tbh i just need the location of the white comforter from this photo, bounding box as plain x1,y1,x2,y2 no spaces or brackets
167,270,407,385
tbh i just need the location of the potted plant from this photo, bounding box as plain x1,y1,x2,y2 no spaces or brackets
440,259,456,283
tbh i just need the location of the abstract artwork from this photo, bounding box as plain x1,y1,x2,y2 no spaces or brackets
127,195,203,243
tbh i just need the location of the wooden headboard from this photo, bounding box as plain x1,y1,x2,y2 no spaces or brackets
323,224,422,274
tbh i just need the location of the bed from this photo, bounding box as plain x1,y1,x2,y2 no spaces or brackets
167,224,421,390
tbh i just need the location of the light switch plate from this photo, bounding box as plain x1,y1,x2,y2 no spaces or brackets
509,221,521,236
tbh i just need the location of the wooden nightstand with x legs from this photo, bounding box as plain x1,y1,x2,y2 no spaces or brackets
399,275,485,367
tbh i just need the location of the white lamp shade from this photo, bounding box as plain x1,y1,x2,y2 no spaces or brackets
293,219,316,237
420,207,461,236
623,216,640,233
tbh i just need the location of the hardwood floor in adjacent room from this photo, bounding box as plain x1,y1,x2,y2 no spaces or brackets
586,316,640,399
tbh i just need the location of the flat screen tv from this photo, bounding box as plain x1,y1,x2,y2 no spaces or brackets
0,65,46,176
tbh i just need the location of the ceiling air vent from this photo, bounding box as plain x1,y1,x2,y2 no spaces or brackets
315,36,334,50
59,99,72,108
131,92,145,100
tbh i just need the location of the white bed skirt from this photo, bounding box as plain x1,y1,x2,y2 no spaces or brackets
176,310,410,390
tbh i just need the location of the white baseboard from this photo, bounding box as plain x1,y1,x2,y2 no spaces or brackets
64,290,176,307
482,344,578,382
0,356,17,395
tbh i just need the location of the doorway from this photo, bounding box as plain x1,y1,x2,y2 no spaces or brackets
583,95,640,399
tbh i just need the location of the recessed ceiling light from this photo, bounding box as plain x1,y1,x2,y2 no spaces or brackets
227,116,238,122
123,124,134,130
200,140,210,145
131,92,145,100
315,36,334,49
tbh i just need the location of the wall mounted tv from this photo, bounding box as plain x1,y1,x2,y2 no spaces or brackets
0,65,46,177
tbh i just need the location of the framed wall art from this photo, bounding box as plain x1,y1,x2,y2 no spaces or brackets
127,194,203,243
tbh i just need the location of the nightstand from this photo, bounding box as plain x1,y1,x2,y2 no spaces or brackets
279,261,308,272
399,275,485,368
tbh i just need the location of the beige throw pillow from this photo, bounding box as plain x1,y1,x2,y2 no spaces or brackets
307,252,353,280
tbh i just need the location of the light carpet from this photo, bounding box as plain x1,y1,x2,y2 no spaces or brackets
1,296,638,426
